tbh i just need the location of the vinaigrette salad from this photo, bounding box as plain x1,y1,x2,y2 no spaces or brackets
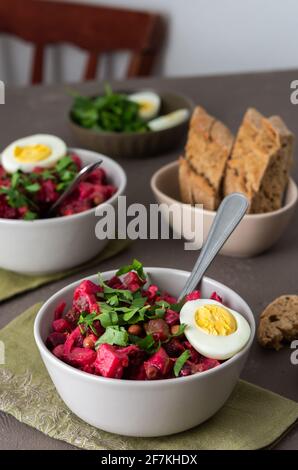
46,260,222,380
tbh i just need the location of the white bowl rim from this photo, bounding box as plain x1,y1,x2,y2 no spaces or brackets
151,160,298,219
0,148,127,226
34,267,256,388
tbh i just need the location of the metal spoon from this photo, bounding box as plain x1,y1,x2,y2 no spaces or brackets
178,193,249,302
46,160,103,217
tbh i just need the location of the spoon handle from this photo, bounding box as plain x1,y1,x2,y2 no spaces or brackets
178,193,248,302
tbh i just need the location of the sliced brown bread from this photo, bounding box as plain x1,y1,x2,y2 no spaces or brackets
258,295,298,350
179,157,217,209
224,108,294,213
179,106,234,210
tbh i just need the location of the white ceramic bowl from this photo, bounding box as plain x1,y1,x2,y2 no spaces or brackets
151,161,298,257
34,267,255,437
0,149,126,274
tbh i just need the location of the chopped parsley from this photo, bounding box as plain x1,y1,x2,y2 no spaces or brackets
174,350,191,377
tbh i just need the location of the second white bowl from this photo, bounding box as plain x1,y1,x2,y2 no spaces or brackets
0,149,126,274
151,161,298,257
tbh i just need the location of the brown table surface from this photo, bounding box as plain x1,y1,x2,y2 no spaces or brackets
0,70,297,450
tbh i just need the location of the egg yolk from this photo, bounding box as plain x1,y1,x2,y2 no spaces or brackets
14,144,52,163
140,101,154,112
195,304,237,336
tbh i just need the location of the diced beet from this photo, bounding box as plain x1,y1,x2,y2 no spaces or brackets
80,182,115,203
185,290,201,301
65,347,96,368
99,184,116,200
87,167,106,184
125,363,147,380
52,344,65,360
197,357,220,372
180,361,193,377
52,318,71,333
75,334,84,348
32,166,44,174
181,358,220,376
54,301,66,320
64,326,83,355
123,272,144,292
144,347,171,380
184,341,201,363
0,194,18,219
17,206,28,218
64,308,80,328
164,309,180,326
145,318,170,342
94,344,129,379
144,284,159,303
106,276,125,289
73,280,101,313
0,166,7,178
117,344,139,356
70,153,82,171
77,279,102,296
116,345,144,366
78,182,95,200
164,338,185,357
60,198,92,216
37,179,59,203
134,364,147,380
210,292,223,303
46,332,66,350
82,363,96,374
156,293,177,304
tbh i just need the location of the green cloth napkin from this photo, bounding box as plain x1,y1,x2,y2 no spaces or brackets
0,239,130,303
0,304,297,450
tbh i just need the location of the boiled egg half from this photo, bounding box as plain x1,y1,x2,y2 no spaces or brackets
1,134,67,174
148,108,189,131
180,299,251,360
129,91,161,121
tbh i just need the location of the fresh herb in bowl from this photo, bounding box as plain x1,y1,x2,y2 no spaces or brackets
70,85,190,135
70,85,150,133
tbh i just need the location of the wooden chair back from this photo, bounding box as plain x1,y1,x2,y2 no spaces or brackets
0,0,164,83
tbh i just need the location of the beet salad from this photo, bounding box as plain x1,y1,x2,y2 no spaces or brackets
46,260,223,380
0,134,116,219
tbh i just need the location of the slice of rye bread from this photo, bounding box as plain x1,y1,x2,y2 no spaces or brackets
224,108,294,213
179,157,217,209
180,106,234,210
258,295,298,350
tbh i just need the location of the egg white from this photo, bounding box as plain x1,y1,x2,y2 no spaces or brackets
128,91,160,121
180,299,251,360
148,108,190,131
1,134,67,174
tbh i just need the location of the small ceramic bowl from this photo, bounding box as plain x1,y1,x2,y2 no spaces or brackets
34,267,255,437
69,91,194,159
0,149,126,275
151,161,298,257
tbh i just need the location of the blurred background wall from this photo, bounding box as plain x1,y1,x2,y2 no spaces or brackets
1,0,297,85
